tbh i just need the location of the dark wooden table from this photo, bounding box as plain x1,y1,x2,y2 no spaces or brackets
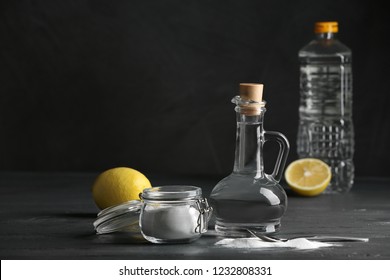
1,172,389,260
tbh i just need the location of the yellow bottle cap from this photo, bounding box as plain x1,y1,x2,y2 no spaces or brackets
314,21,338,33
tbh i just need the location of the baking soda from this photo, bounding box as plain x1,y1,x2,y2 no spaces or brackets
140,205,200,240
215,237,333,250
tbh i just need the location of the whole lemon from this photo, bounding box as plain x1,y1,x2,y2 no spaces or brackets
92,167,152,209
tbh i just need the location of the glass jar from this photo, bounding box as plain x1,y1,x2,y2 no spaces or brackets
93,185,212,244
210,83,290,237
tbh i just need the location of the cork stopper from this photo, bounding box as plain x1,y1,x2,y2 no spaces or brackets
238,83,264,116
239,83,264,102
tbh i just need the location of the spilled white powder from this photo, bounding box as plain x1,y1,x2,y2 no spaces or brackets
215,237,333,250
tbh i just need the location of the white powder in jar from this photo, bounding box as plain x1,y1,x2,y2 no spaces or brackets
215,237,334,250
140,204,200,240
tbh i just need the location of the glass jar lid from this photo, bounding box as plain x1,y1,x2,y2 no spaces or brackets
141,185,202,201
93,200,142,234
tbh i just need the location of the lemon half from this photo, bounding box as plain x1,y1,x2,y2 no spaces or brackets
284,158,331,196
92,167,152,209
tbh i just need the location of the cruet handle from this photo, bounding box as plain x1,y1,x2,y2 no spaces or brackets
264,131,290,183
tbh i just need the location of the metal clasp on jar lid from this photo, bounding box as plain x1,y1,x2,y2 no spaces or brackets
195,198,213,234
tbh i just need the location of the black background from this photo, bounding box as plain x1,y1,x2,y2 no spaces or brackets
1,0,389,177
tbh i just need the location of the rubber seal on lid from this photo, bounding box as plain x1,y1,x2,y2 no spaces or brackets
93,200,142,234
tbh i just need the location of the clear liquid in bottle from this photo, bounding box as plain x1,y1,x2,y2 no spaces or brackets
298,22,354,193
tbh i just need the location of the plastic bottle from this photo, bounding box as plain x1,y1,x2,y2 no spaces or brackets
297,21,354,193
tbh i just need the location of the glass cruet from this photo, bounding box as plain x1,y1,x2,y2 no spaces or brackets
210,83,290,237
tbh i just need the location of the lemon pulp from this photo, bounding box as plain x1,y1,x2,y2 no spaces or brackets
284,158,331,196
